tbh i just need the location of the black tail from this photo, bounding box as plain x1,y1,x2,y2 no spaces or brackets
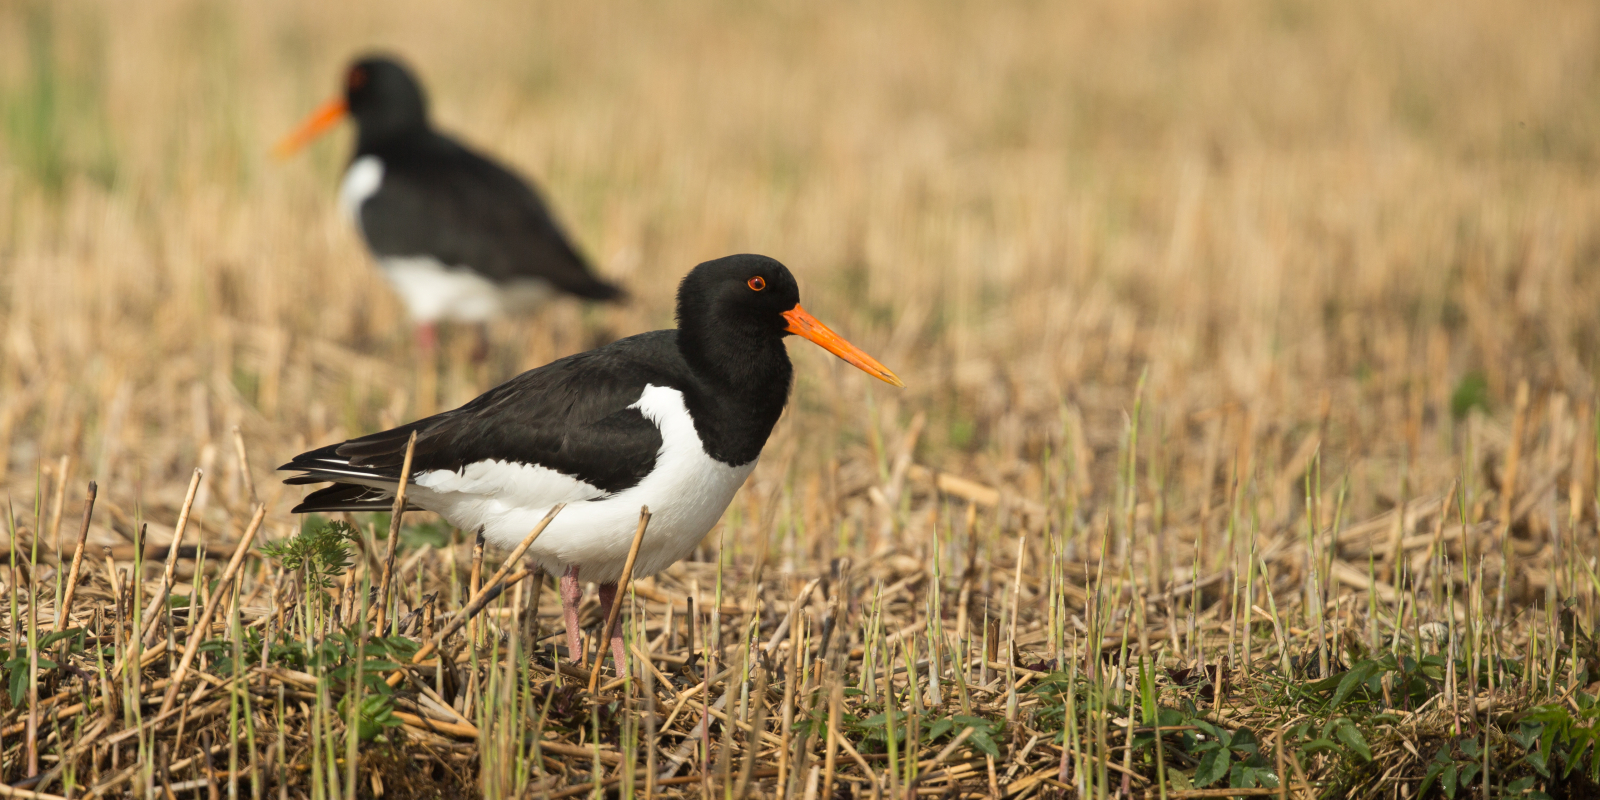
564,273,627,303
291,483,422,514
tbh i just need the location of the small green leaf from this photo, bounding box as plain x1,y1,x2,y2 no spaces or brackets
1245,765,1278,788
38,628,85,649
340,693,401,742
1138,657,1158,727
8,668,27,706
1328,660,1381,709
1420,761,1444,798
1524,747,1550,777
1195,749,1228,787
1334,720,1371,762
1441,762,1458,798
1451,372,1490,421
1228,762,1258,789
968,730,999,757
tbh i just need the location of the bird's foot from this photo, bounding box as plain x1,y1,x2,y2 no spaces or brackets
560,565,583,662
597,581,628,677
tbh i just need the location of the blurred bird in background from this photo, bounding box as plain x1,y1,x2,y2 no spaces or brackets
276,55,625,360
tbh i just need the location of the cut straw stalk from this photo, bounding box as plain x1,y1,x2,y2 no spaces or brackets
386,504,565,688
231,426,258,505
52,481,96,632
138,468,204,645
589,506,651,691
0,783,70,800
158,504,267,714
376,431,418,632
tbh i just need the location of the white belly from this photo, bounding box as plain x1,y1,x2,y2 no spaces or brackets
342,156,551,323
378,256,552,323
405,384,755,583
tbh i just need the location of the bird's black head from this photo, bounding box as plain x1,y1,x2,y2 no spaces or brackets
676,254,801,339
344,56,430,148
675,254,904,389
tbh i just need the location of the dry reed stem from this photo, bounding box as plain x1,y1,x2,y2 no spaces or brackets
51,481,95,632
138,468,204,646
589,505,651,691
386,504,564,687
375,431,418,633
158,504,267,714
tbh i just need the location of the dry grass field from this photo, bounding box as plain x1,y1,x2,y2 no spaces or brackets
4,0,1600,797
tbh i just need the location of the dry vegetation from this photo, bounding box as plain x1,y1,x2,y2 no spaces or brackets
5,0,1600,797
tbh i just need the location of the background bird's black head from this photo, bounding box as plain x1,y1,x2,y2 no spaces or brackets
676,254,802,337
345,56,430,147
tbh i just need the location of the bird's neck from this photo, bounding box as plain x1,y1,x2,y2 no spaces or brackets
356,124,435,156
675,326,793,463
679,324,792,399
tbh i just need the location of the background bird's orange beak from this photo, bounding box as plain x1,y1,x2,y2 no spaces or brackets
272,98,348,158
782,305,905,387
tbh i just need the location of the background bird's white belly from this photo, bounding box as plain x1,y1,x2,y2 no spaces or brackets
406,384,755,583
340,155,553,323
376,256,551,323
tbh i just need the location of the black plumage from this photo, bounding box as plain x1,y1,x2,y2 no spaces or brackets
277,54,623,331
283,331,673,511
345,56,623,301
281,255,814,513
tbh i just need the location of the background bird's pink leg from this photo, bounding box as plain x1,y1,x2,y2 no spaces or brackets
415,322,439,353
560,565,583,661
596,581,628,675
471,322,490,364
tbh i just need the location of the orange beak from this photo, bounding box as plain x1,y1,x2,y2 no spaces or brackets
781,305,905,387
272,97,348,158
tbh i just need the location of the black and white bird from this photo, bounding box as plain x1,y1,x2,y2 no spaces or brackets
280,254,902,670
275,55,624,355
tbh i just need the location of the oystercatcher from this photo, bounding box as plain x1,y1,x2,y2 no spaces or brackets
280,254,902,670
275,55,624,355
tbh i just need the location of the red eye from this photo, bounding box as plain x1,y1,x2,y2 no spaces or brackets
348,68,367,89
747,276,766,291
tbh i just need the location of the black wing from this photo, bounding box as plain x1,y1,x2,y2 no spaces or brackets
360,134,625,300
281,331,684,514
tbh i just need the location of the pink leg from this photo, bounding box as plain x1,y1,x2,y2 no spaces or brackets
596,582,628,675
470,323,491,364
560,566,583,662
415,322,439,353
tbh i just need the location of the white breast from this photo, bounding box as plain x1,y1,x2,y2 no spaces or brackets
404,384,756,583
339,155,384,225
377,256,510,323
